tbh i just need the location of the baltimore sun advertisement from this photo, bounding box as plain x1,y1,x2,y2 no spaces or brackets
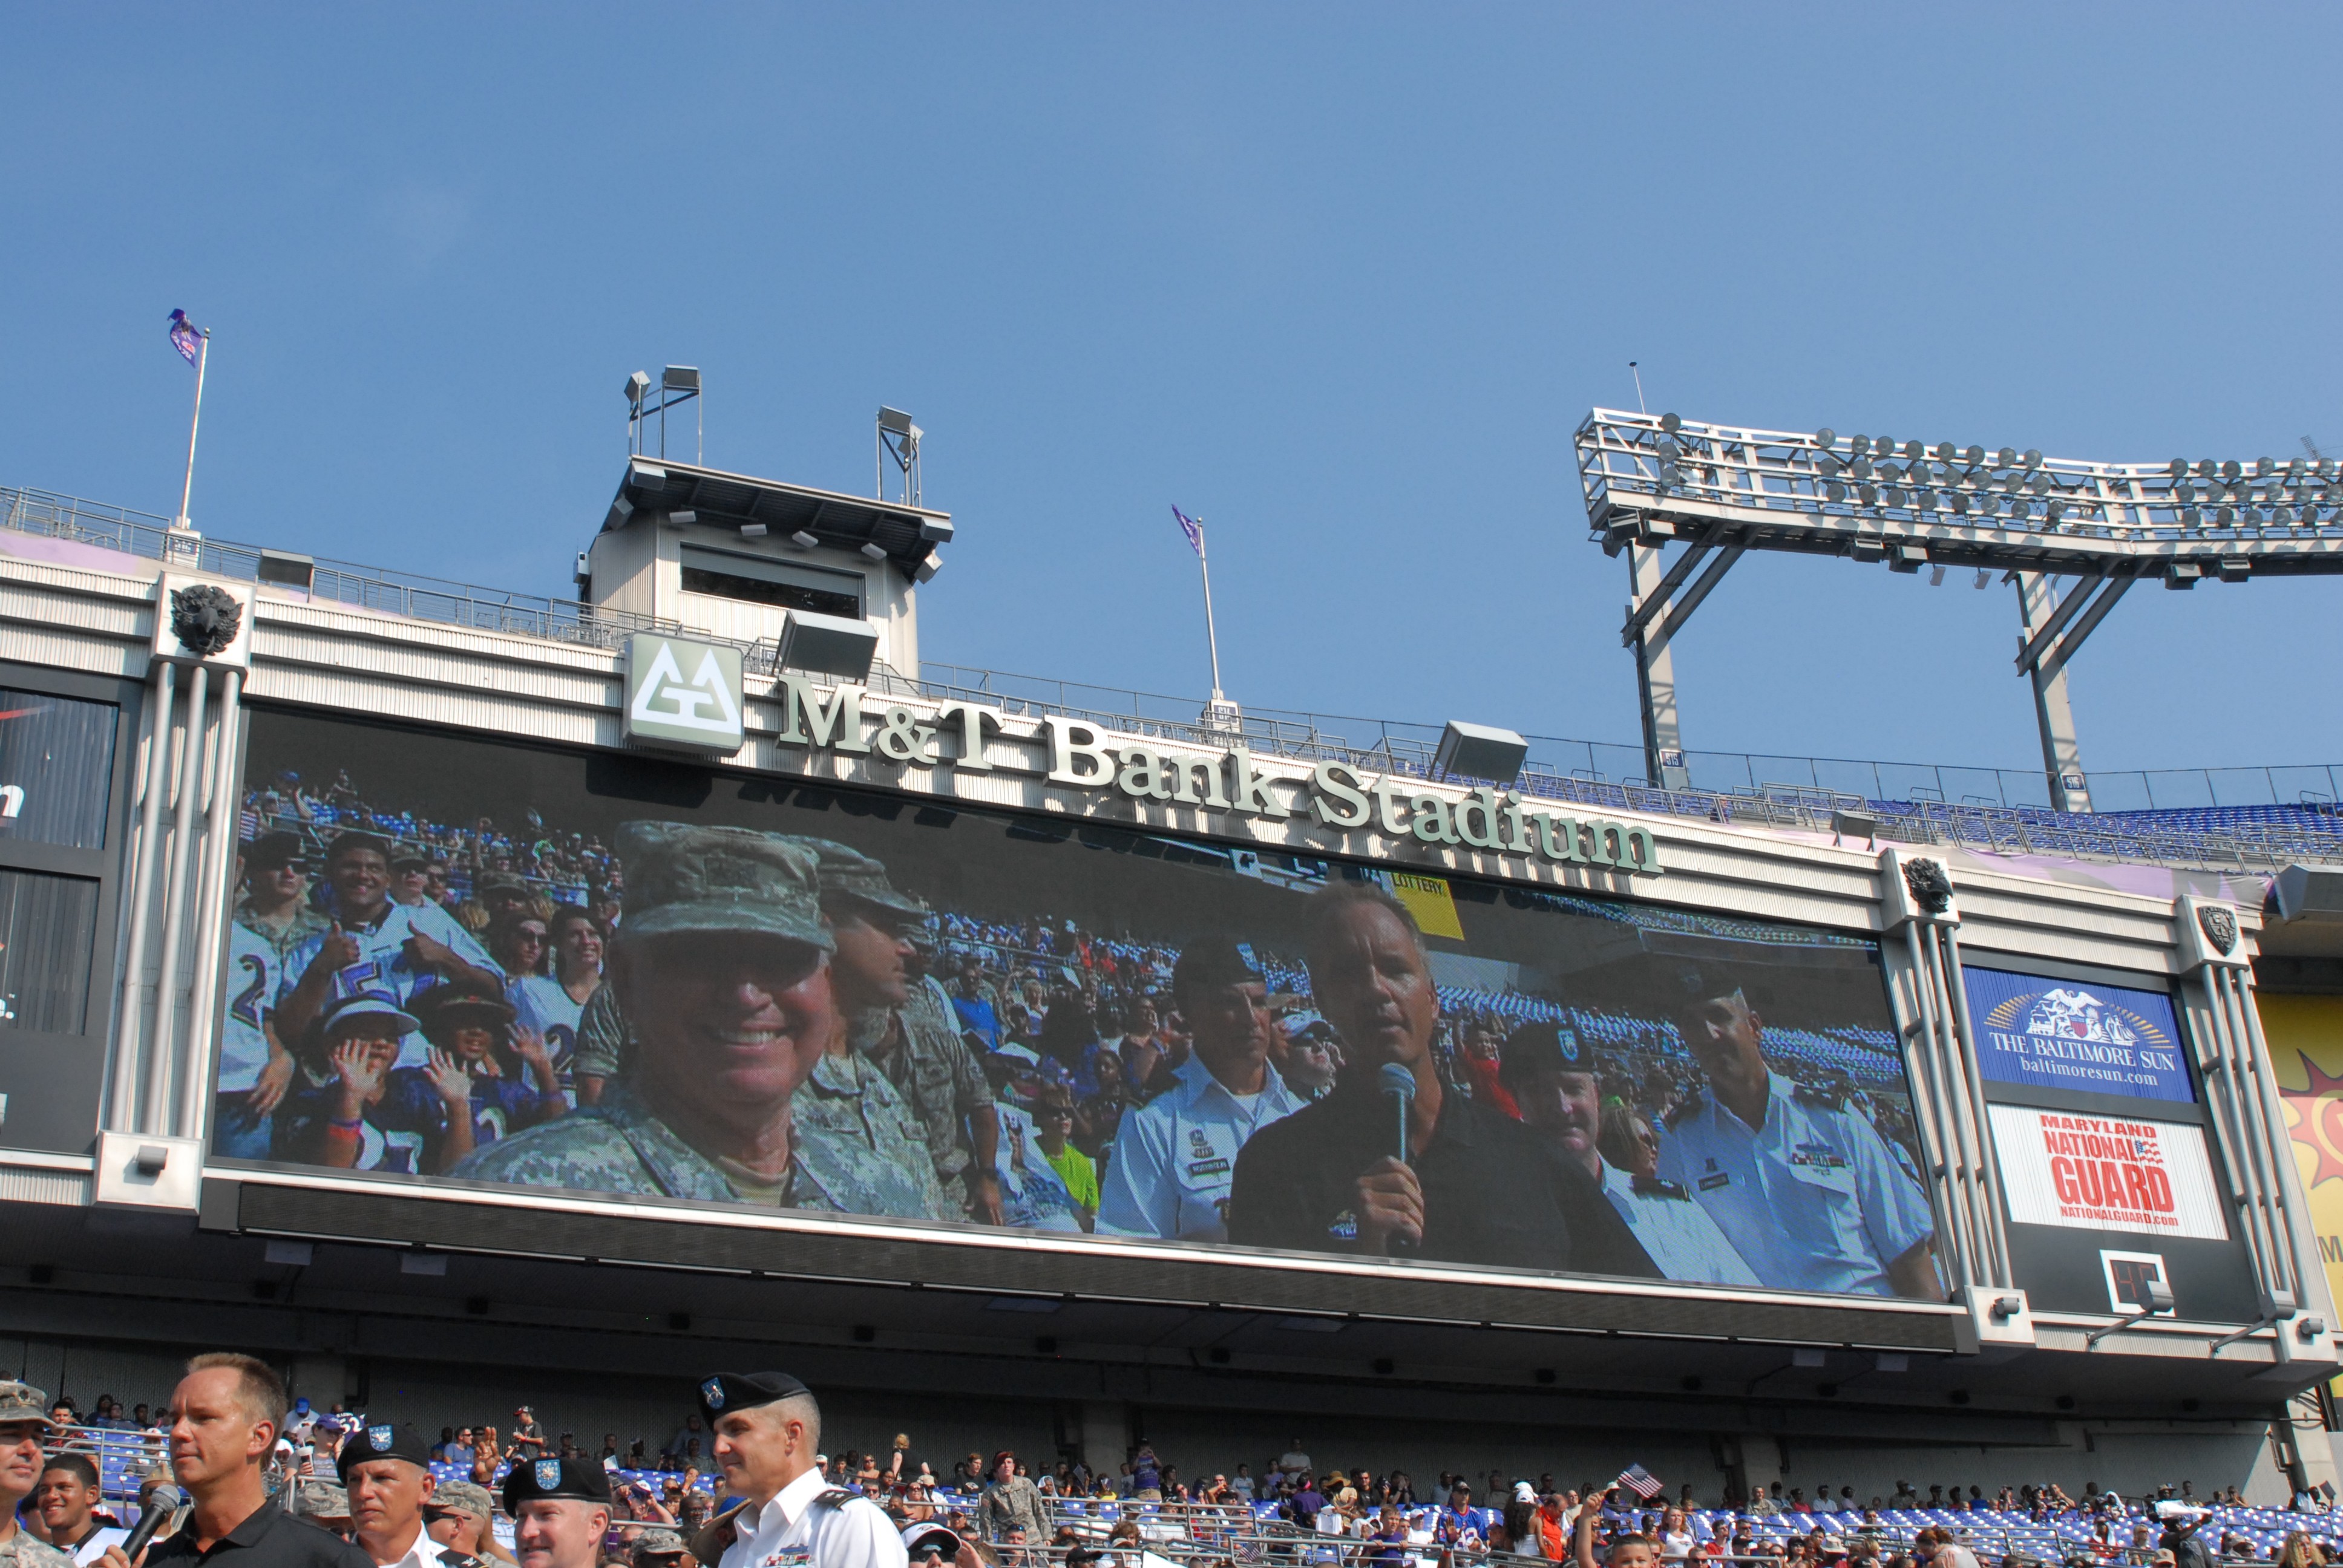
212,707,1945,1301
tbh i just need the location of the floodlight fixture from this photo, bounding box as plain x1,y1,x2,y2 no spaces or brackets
1928,564,1947,586
670,510,697,524
1575,405,2343,813
739,522,767,538
663,365,700,393
876,407,925,505
878,407,915,436
624,370,652,405
859,541,888,561
789,530,819,550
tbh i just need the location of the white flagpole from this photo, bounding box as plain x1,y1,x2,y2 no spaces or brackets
175,327,210,531
1195,520,1225,702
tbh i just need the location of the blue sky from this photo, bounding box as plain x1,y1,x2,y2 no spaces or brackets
4,7,2338,788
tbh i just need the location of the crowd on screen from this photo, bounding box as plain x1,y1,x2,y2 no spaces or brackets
217,763,1930,1296
16,1388,2341,1568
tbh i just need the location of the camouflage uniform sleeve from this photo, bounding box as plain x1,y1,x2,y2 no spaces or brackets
572,984,632,1080
445,1115,660,1198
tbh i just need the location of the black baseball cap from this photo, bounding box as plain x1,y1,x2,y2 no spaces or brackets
336,1421,434,1480
244,832,307,872
1172,937,1263,996
502,1455,612,1510
696,1371,808,1426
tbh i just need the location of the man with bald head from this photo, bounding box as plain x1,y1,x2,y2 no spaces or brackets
1225,882,1582,1266
693,1373,902,1568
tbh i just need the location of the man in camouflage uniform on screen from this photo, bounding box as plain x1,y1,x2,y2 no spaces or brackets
797,838,1003,1225
449,822,943,1220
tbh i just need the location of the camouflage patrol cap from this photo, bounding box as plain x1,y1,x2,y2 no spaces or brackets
614,823,833,950
428,1480,496,1523
0,1380,54,1427
792,838,929,926
296,1479,352,1520
635,1529,688,1557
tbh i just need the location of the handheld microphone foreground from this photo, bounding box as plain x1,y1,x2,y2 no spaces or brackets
1377,1063,1415,1165
122,1483,185,1562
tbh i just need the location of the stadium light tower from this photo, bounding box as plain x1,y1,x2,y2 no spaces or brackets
1574,410,2343,812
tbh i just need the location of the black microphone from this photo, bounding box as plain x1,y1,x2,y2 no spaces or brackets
122,1484,185,1563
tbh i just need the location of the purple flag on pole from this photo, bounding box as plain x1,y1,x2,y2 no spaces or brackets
1171,505,1204,557
168,309,202,365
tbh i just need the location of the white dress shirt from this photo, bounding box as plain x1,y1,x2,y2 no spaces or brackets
370,1526,449,1568
719,1467,906,1568
1096,1058,1305,1241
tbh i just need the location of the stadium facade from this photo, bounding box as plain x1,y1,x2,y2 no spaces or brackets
2,442,2343,1503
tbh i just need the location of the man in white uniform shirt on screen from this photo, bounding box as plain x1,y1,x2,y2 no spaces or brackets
1647,954,1941,1299
693,1372,902,1568
275,832,504,1069
1096,938,1305,1243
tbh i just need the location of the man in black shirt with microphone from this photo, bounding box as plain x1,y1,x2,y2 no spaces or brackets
101,1354,369,1568
1226,881,1583,1266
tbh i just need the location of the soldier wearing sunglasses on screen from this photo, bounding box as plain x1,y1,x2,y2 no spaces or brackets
1645,953,1940,1299
449,824,940,1219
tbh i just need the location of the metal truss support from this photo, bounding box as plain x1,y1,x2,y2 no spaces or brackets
1626,532,1743,789
2011,571,2136,814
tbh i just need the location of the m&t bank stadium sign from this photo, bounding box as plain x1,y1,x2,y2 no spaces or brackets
763,673,1665,878
1961,965,2192,1104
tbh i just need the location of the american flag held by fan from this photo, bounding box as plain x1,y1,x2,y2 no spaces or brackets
1616,1464,1664,1501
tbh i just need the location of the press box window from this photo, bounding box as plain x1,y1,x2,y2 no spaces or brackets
678,547,863,619
0,688,119,851
0,866,99,1034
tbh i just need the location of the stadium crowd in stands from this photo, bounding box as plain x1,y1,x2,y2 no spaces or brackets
15,1387,2343,1568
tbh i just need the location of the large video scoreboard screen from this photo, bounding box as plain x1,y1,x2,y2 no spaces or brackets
215,707,1942,1301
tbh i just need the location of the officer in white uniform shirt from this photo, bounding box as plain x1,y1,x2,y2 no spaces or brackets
502,1457,613,1568
338,1422,447,1568
694,1372,904,1568
1643,954,1941,1299
1096,938,1306,1243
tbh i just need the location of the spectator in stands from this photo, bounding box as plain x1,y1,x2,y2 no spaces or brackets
36,1452,122,1565
978,1454,1049,1544
1643,953,1940,1300
2155,1506,2213,1568
442,1432,474,1475
275,832,506,1056
218,834,327,1159
453,826,942,1219
1271,1015,1341,1103
1227,883,1581,1266
280,993,436,1172
1029,1088,1098,1230
405,984,565,1170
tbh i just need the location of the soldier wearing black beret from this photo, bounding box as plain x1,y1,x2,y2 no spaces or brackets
502,1458,612,1568
695,1373,903,1568
337,1423,444,1568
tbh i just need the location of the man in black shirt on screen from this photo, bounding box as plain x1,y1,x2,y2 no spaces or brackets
1226,881,1610,1269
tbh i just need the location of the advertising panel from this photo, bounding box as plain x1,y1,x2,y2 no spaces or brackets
215,707,1945,1300
2267,994,2343,1373
1961,965,2193,1103
1986,1103,2227,1239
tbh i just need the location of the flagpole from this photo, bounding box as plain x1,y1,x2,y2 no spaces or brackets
1196,520,1225,702
175,328,209,531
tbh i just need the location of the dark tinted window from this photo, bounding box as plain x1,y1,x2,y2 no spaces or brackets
0,689,117,849
680,565,861,619
0,867,98,1033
